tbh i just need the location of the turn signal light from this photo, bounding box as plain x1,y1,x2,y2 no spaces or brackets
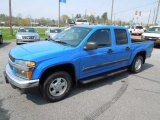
26,71,33,79
27,62,36,67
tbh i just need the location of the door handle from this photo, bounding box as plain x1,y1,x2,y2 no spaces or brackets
107,49,114,54
125,47,130,51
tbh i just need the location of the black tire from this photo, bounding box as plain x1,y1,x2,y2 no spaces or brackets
42,71,72,102
16,41,20,45
0,36,3,44
130,55,143,73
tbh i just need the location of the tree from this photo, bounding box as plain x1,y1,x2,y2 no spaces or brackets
61,14,70,26
75,14,82,19
101,12,108,24
20,19,30,26
9,0,13,36
89,15,96,24
17,13,22,26
96,15,100,24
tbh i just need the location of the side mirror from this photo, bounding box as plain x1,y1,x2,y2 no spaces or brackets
84,42,98,50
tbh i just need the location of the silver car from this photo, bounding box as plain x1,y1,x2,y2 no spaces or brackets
16,27,40,45
45,28,63,40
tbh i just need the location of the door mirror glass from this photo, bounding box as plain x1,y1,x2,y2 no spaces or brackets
84,42,98,50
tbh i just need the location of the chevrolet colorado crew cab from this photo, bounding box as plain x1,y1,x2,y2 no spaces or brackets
5,25,154,102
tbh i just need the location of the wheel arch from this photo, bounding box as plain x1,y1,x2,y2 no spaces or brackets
39,63,77,87
133,51,146,64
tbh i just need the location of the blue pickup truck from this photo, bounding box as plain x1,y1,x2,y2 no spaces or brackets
5,25,154,102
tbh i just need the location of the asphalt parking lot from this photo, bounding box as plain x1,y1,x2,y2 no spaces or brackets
0,41,160,120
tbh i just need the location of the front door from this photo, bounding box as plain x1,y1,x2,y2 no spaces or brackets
79,29,114,79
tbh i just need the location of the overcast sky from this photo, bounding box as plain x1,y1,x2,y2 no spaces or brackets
0,0,159,24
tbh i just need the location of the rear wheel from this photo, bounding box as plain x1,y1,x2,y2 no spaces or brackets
130,55,143,73
42,71,72,102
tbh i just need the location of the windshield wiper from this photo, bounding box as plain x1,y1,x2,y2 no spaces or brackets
55,40,68,45
52,39,70,46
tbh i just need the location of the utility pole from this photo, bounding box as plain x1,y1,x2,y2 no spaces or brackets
152,7,156,24
85,9,87,19
72,14,73,19
58,0,60,27
9,0,13,36
147,10,151,26
154,0,160,25
111,0,114,24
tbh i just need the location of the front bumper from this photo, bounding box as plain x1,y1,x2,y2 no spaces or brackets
4,64,39,89
16,39,40,44
132,31,144,34
144,38,160,45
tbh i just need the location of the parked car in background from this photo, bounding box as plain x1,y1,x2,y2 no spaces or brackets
67,19,75,27
142,26,160,46
128,25,144,35
45,28,63,40
16,27,40,45
75,19,89,25
0,31,3,44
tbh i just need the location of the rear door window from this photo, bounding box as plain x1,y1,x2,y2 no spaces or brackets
114,29,128,45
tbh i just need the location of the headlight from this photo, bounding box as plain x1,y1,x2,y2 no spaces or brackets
15,60,36,79
16,60,36,67
34,35,39,39
16,35,21,39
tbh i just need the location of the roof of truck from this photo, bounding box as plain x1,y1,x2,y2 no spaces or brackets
73,25,126,29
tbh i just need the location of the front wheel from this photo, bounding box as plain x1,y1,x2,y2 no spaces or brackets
130,55,143,73
42,71,72,102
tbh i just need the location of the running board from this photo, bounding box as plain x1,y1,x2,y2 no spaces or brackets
80,68,128,84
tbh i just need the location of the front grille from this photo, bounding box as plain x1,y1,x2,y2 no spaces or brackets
22,36,34,39
9,54,15,63
145,37,158,41
9,54,15,70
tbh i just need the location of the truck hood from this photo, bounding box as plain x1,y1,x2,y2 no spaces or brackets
142,32,160,38
9,41,71,62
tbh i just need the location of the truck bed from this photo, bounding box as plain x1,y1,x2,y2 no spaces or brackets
131,39,144,43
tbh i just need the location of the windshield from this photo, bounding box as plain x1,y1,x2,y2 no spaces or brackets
147,27,160,33
136,26,143,29
76,20,88,22
18,28,36,33
52,27,92,47
50,29,62,33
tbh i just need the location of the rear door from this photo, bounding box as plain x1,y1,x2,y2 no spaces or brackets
112,28,132,67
